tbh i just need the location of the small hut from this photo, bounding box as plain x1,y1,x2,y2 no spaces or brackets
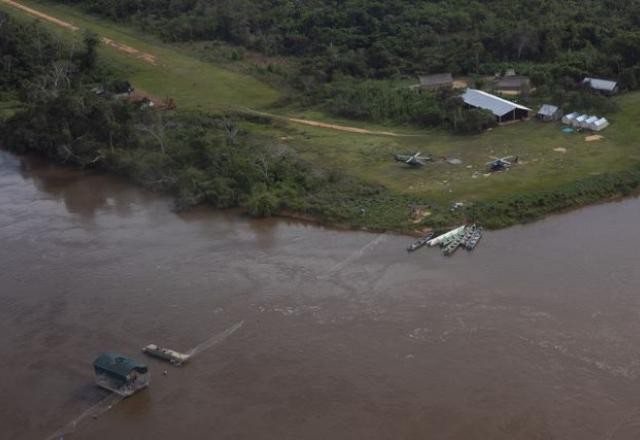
537,104,562,121
93,352,150,396
582,77,619,95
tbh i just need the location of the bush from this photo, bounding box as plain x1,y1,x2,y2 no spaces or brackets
247,187,280,217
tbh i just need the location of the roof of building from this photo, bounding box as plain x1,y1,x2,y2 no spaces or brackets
593,117,609,126
94,353,148,379
496,76,531,89
583,77,618,92
563,112,579,120
462,89,531,117
538,104,559,116
419,73,453,87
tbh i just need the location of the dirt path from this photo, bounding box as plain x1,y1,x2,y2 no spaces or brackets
285,117,406,137
1,0,157,65
2,0,78,30
4,0,413,137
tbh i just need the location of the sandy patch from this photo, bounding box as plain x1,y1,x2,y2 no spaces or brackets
585,135,603,142
553,147,567,153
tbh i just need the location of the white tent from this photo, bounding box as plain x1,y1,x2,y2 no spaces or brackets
591,118,610,131
582,116,598,129
572,114,588,127
562,112,579,125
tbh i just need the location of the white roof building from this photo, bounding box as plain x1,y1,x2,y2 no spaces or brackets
583,77,619,94
461,89,531,122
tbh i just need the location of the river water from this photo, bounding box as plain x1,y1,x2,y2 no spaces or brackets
2,150,640,440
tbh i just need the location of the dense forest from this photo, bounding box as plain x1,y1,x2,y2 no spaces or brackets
54,0,640,83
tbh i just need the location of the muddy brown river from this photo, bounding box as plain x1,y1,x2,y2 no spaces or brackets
2,150,640,440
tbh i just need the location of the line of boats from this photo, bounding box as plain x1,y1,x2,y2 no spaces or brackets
407,224,483,256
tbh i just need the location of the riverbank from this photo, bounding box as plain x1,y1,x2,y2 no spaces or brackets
3,0,640,233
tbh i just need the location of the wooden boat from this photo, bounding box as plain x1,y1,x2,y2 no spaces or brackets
407,232,435,252
427,226,465,247
465,228,483,250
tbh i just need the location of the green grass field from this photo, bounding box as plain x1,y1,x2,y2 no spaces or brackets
3,0,640,229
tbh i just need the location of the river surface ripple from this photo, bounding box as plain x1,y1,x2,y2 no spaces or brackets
2,150,640,439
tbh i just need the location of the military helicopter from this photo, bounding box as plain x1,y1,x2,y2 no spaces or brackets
486,155,518,172
394,152,432,167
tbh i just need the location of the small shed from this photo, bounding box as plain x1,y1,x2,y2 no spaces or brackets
496,76,531,92
582,77,618,95
591,117,610,131
93,352,149,396
461,89,531,123
537,104,562,121
418,73,453,90
562,112,579,125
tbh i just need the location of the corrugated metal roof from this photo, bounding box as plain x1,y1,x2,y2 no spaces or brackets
583,77,618,92
461,89,531,117
94,353,148,379
538,104,559,116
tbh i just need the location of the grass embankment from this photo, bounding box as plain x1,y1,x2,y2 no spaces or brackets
3,0,640,231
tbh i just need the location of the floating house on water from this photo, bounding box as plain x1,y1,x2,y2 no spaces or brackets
93,352,150,397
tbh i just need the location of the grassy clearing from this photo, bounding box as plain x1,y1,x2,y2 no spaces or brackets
286,94,640,206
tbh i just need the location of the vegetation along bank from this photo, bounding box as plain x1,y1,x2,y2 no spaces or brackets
2,0,640,233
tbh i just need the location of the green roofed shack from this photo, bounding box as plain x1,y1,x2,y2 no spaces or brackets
93,352,150,396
